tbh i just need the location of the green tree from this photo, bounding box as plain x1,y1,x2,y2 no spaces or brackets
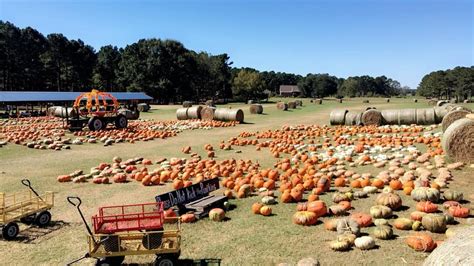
93,45,122,91
232,69,265,101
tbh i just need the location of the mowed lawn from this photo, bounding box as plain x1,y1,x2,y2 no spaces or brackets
0,97,473,266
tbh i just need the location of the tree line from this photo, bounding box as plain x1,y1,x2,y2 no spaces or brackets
417,66,473,101
4,20,470,103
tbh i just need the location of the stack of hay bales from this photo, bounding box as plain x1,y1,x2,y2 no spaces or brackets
214,108,244,122
137,103,150,112
176,106,203,120
277,102,288,111
249,104,263,114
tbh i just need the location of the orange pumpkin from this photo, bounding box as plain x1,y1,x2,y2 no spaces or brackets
307,194,319,202
372,179,384,189
252,203,263,214
350,212,372,227
405,233,436,252
281,191,293,203
334,177,346,187
416,201,438,213
260,206,272,216
448,206,470,218
351,179,362,188
403,186,413,195
389,180,403,190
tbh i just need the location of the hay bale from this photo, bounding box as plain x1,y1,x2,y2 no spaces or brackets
52,107,76,118
119,108,140,120
250,104,263,114
449,99,458,104
399,109,417,125
416,108,436,125
288,101,297,109
205,100,215,107
434,106,450,123
423,226,474,266
247,100,254,104
428,99,437,106
187,106,203,119
437,100,449,107
338,98,343,103
442,110,471,132
214,108,244,122
386,98,390,103
315,99,322,104
176,108,188,120
414,99,418,103
464,99,472,103
362,100,370,103
442,117,474,163
345,112,362,126
183,101,193,108
329,110,348,125
361,109,382,126
200,107,215,121
137,103,150,112
276,102,288,111
381,109,399,125
295,100,303,106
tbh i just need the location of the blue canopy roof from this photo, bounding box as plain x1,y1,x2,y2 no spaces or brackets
0,91,153,103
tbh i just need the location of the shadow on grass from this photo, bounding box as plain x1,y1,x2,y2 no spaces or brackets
124,258,222,266
4,220,72,244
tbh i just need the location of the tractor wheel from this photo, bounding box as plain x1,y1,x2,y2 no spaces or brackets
2,222,19,240
114,115,128,129
20,214,36,225
154,255,177,266
34,211,51,227
88,117,104,131
95,256,125,266
101,235,120,252
142,230,163,249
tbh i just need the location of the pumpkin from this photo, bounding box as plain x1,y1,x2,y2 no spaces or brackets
375,193,402,210
374,218,389,226
363,186,378,194
281,191,293,203
405,233,436,252
332,192,350,203
410,211,426,221
389,180,403,190
260,206,272,216
416,201,438,213
338,201,352,211
403,186,413,195
421,214,446,233
329,239,351,251
372,179,384,189
443,201,461,210
164,208,177,223
350,212,373,227
324,219,338,231
307,194,319,202
448,205,470,218
337,233,357,245
372,225,393,240
412,221,422,231
252,203,263,214
351,179,362,188
293,211,318,226
181,213,196,223
353,191,368,198
261,196,276,205
290,188,303,202
394,218,413,230
336,218,360,236
354,236,375,250
224,189,234,199
334,177,346,187
209,208,225,221
443,190,463,202
370,205,393,219
444,214,455,224
238,184,252,198
411,187,440,202
329,205,347,216
306,201,327,217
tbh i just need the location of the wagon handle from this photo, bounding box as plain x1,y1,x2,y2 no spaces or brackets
21,179,40,197
67,196,96,242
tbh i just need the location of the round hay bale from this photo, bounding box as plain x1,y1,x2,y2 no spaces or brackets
338,98,343,103
313,99,322,104
464,99,472,103
200,107,215,121
362,100,370,103
119,109,140,120
386,98,390,103
449,99,458,104
434,106,450,123
414,99,418,103
345,112,362,126
288,101,297,109
249,104,263,114
176,108,188,120
416,108,436,125
183,101,193,108
247,100,254,104
53,107,76,118
137,103,150,112
205,100,215,107
214,108,244,122
423,226,474,266
442,110,471,132
399,109,417,125
276,102,288,111
442,117,474,163
295,100,303,106
361,109,382,126
428,99,437,106
437,100,449,107
329,110,348,125
381,110,400,125
187,106,203,119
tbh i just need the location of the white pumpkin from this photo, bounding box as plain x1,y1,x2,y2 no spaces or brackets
354,236,376,250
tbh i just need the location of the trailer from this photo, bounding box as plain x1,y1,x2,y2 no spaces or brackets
67,197,181,266
0,179,54,240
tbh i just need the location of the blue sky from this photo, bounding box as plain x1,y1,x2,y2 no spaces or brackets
1,0,472,88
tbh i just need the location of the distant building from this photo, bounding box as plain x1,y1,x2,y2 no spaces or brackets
279,85,301,97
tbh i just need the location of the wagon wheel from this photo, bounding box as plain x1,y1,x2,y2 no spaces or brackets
154,254,177,266
101,235,120,252
88,117,104,131
142,230,163,250
35,211,51,227
95,256,125,266
2,222,19,240
114,114,128,129
20,214,36,225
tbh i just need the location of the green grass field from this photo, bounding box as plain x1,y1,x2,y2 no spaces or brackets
0,97,473,266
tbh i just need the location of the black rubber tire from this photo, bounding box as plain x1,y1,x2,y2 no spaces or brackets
154,255,177,266
114,115,128,129
95,256,125,266
34,211,51,227
2,222,19,240
142,230,163,250
101,235,120,252
88,117,104,131
20,214,36,225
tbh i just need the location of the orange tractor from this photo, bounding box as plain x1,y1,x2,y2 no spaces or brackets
67,90,128,131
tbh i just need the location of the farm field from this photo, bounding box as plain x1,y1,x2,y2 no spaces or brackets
1,97,473,266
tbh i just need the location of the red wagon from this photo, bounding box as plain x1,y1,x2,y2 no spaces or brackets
92,202,164,234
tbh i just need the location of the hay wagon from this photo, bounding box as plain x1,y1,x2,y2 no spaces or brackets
67,197,181,266
0,179,54,240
